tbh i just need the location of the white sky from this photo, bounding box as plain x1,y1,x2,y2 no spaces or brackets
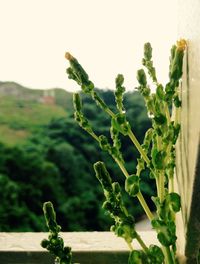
0,0,178,92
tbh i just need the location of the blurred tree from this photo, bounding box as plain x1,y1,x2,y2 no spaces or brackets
0,90,155,231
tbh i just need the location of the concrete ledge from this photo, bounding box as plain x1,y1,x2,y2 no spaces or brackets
0,231,158,264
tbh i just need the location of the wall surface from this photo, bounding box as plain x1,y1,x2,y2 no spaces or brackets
176,0,200,261
0,231,157,264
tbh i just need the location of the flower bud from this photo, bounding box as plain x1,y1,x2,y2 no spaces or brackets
137,69,147,86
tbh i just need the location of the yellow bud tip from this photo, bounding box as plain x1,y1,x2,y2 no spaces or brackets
65,52,74,61
176,39,187,51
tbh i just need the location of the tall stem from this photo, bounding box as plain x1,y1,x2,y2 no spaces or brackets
137,191,154,221
128,129,150,165
159,172,165,203
164,103,171,125
115,158,129,178
164,246,174,264
135,233,148,254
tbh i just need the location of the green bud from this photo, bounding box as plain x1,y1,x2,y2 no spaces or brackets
112,182,121,194
115,74,126,112
74,111,81,123
123,215,135,227
156,84,165,100
63,246,72,254
115,74,124,87
73,93,82,112
137,69,147,86
66,67,79,84
136,158,145,176
94,161,112,191
146,99,155,115
170,45,176,63
102,201,113,212
43,202,59,233
68,56,89,85
170,46,185,81
154,114,167,125
112,113,130,136
98,135,110,152
157,232,171,247
125,175,140,197
41,239,49,248
82,81,95,93
143,128,153,150
144,42,152,61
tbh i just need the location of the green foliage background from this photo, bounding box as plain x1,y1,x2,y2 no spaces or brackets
0,83,155,231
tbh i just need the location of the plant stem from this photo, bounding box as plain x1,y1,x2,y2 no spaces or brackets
174,107,180,126
169,176,174,193
159,172,165,203
115,158,129,178
105,107,116,119
137,191,154,221
164,103,171,124
135,233,148,254
90,132,101,142
155,177,160,198
127,241,134,251
128,129,150,165
164,246,174,264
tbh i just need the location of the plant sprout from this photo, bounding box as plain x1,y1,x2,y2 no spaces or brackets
41,202,72,264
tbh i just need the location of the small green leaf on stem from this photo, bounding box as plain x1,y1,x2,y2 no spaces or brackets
125,175,140,197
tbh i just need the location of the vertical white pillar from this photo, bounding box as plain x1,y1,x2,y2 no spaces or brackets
176,0,200,261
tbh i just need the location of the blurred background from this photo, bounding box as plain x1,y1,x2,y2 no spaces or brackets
0,0,178,231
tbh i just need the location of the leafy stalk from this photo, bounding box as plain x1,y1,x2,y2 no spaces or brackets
65,40,187,263
94,161,153,255
41,202,72,264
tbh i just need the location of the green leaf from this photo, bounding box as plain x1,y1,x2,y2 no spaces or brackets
166,192,181,213
152,149,166,170
125,175,140,197
154,114,167,125
173,95,182,108
147,245,164,264
128,250,146,264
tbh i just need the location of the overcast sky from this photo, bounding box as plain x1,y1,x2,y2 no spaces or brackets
0,0,177,92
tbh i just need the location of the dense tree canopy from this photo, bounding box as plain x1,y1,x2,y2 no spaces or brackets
0,90,156,231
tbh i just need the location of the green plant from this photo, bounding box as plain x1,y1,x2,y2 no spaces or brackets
43,39,186,263
41,202,72,264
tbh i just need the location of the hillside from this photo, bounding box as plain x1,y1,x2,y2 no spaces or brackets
0,81,73,145
0,81,73,111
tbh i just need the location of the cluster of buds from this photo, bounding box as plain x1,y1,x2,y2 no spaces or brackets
41,202,72,264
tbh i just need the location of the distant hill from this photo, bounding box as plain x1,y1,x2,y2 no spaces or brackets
0,81,74,111
0,81,74,145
